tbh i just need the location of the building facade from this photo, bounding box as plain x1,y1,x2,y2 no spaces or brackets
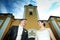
0,4,60,40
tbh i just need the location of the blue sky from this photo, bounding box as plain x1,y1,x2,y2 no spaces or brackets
0,0,60,20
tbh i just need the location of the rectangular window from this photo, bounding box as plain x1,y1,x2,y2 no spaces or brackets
29,12,33,15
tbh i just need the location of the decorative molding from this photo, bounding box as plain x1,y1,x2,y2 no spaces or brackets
51,18,54,21
0,20,3,26
0,17,11,39
57,18,60,20
57,22,60,28
52,20,60,37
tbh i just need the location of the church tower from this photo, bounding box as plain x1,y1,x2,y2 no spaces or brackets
24,4,39,30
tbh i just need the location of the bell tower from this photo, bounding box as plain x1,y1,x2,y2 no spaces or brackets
24,4,39,30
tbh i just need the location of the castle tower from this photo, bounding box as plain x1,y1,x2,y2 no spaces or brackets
24,4,39,30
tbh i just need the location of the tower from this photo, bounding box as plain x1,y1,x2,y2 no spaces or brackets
24,4,39,30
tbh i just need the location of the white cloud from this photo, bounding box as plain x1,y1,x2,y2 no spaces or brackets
49,7,60,16
36,0,60,20
12,0,36,19
12,2,24,19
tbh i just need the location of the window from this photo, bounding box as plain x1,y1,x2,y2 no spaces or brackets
29,12,33,15
29,9,33,15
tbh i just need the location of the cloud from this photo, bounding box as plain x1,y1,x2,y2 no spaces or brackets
36,0,60,20
0,0,60,20
0,3,8,13
0,0,37,19
12,0,36,19
30,0,36,5
47,2,60,12
12,2,24,19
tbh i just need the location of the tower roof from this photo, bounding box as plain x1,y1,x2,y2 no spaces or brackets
28,4,33,6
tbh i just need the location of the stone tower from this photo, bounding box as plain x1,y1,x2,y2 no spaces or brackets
24,4,39,30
